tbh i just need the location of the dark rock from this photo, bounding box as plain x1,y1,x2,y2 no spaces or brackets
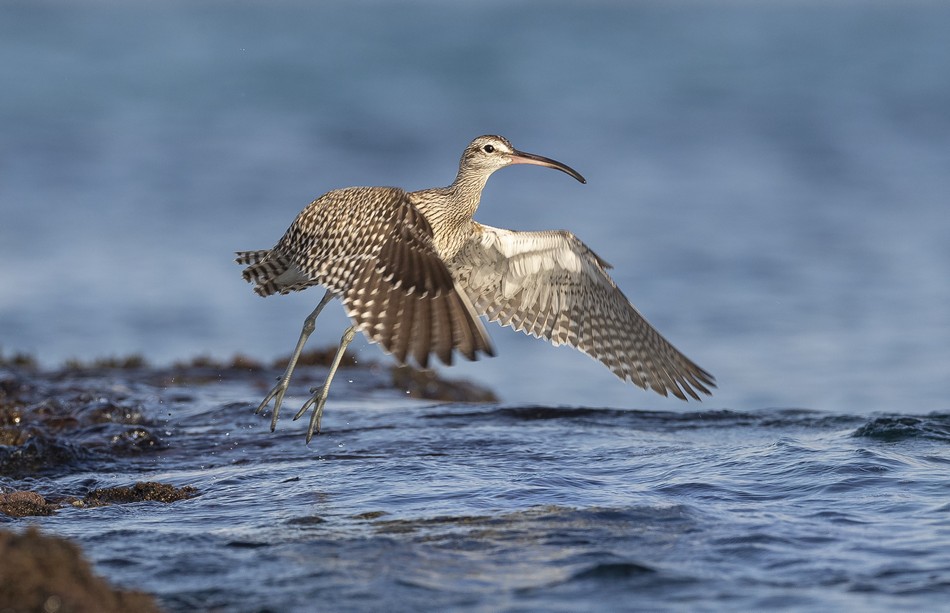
391,365,498,402
0,526,164,612
81,481,199,507
0,490,56,517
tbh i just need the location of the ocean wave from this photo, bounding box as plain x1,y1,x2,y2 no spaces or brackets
852,414,950,442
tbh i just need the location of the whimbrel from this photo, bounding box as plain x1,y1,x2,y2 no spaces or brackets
237,135,714,442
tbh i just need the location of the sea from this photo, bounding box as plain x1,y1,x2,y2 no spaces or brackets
1,1,949,611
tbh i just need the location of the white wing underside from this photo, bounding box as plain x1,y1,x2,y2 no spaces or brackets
448,224,714,400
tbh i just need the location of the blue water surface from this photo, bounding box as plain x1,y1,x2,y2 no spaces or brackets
2,0,949,413
6,367,949,612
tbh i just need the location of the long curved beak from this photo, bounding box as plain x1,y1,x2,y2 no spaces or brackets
510,149,587,184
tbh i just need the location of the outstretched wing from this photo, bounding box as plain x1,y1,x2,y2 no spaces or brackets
447,224,714,399
238,187,494,368
338,199,495,368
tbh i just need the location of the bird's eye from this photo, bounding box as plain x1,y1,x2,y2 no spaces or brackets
483,144,495,153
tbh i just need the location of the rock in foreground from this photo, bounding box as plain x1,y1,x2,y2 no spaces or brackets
0,527,163,613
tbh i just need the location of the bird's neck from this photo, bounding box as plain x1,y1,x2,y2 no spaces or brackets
409,172,488,260
415,169,488,221
445,164,489,212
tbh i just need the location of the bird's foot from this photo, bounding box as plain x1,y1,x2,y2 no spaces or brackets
293,384,330,444
255,376,290,432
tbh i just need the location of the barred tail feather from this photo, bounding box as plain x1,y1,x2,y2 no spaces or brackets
235,250,310,297
235,250,270,266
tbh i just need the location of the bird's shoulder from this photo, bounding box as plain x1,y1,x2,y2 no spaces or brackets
461,225,613,274
308,185,410,213
286,186,425,235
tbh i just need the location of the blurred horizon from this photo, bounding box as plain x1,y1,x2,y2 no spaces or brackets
2,0,949,414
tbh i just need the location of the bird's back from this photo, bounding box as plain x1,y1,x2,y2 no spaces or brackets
237,186,494,367
238,187,405,296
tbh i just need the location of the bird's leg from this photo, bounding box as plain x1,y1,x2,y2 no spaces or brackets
256,289,334,431
294,324,357,443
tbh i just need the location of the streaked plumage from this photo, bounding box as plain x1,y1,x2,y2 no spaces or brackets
237,186,492,367
448,226,713,399
238,134,714,442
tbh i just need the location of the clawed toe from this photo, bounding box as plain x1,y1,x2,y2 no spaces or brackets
292,387,321,421
255,377,282,415
255,378,290,432
293,385,329,444
251,321,356,444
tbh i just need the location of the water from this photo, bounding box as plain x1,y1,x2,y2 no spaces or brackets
2,1,950,610
5,366,950,611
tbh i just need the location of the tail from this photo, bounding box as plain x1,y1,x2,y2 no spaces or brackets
235,250,305,297
235,250,271,268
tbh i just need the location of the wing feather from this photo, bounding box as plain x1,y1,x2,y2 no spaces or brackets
448,224,714,399
240,187,494,367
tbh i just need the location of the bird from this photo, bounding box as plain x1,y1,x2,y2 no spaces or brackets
237,135,714,442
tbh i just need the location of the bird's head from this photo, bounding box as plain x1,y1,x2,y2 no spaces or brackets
459,135,586,184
